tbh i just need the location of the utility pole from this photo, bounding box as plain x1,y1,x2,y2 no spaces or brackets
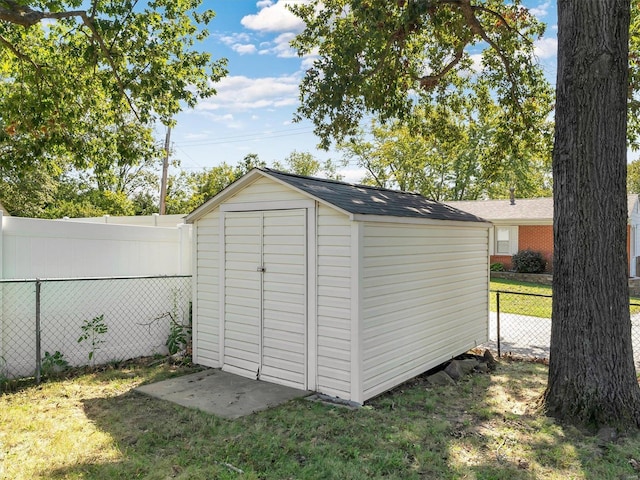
159,126,171,215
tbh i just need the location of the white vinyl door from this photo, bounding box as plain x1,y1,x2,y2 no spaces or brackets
223,209,307,389
260,210,307,388
223,212,262,377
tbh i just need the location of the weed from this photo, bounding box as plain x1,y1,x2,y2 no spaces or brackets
166,320,188,355
41,351,69,378
78,314,108,364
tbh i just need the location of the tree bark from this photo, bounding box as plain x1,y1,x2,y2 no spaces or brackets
545,0,640,427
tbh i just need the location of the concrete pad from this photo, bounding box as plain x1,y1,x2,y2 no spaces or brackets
135,369,310,419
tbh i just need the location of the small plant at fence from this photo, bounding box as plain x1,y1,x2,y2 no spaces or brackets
512,250,546,274
0,356,8,387
490,262,505,272
78,314,108,364
41,351,70,378
166,320,188,355
165,295,192,358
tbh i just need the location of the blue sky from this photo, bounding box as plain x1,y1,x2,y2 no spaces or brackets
169,0,559,182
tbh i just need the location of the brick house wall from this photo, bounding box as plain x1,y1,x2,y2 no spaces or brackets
490,224,632,274
519,225,554,271
491,254,514,270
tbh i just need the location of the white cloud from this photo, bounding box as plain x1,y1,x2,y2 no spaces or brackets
218,32,251,45
534,37,557,60
232,44,258,55
258,32,298,57
339,167,367,184
300,56,317,70
469,53,483,72
197,75,301,112
529,1,551,18
241,0,305,33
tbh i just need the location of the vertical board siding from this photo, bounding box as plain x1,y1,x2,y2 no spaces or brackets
223,212,262,377
194,213,220,367
316,206,352,399
261,210,307,389
361,223,489,400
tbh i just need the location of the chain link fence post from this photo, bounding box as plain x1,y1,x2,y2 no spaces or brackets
496,291,501,358
35,279,41,385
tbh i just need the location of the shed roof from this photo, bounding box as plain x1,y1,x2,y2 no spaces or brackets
263,169,486,222
446,195,640,222
186,168,487,224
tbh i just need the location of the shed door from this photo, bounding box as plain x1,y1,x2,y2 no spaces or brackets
223,209,307,389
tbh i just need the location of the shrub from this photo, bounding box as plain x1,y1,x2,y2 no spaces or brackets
512,250,546,273
490,262,505,272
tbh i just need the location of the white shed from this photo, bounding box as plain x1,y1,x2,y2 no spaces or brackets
186,168,490,404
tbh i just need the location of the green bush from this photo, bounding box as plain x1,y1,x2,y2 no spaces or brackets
490,262,505,272
512,250,546,273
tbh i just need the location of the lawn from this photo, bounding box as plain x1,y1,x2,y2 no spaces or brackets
2,356,640,479
490,277,640,318
490,278,552,318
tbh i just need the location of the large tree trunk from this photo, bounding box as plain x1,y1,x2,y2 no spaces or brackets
544,0,640,427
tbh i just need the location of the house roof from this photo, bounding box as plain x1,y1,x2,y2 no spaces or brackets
445,195,639,223
186,168,488,224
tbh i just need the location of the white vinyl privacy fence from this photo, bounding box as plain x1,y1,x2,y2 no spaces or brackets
0,213,191,279
0,212,195,382
0,275,191,380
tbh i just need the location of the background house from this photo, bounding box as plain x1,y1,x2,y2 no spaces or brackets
446,195,640,275
187,168,491,403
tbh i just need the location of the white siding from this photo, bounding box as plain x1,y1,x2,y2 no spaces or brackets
226,176,309,204
194,212,220,367
316,205,352,399
193,178,311,368
361,222,489,401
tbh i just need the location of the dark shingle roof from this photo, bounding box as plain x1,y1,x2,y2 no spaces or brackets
261,168,486,223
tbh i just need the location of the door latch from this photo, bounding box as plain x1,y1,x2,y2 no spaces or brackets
256,266,266,272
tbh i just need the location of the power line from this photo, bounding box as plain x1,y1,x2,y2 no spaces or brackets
177,127,316,147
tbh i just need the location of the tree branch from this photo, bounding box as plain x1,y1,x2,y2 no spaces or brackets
75,11,140,121
0,1,141,121
418,45,464,89
471,5,532,45
0,32,40,71
455,0,524,114
0,1,87,28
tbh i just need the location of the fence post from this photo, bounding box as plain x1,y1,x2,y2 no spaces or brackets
0,209,3,279
35,279,41,384
496,291,501,358
0,211,3,366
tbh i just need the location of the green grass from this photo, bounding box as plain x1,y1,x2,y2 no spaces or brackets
490,278,640,318
2,356,640,479
490,278,553,318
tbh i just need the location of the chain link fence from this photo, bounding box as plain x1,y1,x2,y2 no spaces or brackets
488,290,640,368
0,275,191,382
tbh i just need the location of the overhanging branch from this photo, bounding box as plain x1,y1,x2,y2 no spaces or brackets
0,1,141,121
418,46,464,89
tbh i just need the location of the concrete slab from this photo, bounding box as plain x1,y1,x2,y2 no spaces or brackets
134,369,310,419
